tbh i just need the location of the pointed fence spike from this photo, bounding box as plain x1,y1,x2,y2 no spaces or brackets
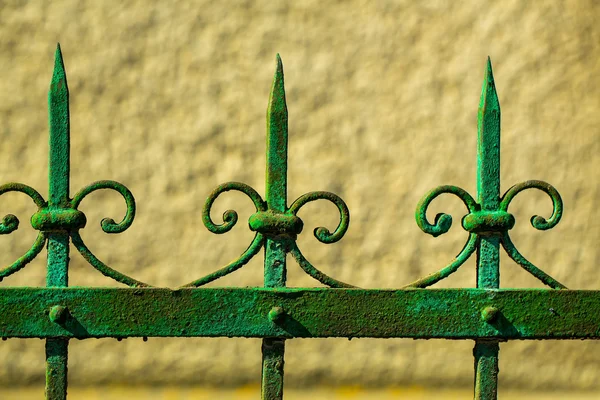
46,43,71,400
476,57,501,210
476,56,502,287
50,44,68,98
265,53,288,212
474,56,502,399
478,57,500,113
262,53,289,399
48,43,70,207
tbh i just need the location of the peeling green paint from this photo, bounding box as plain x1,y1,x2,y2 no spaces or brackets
31,208,87,231
413,58,567,400
0,288,598,339
462,211,515,234
249,210,303,237
0,48,583,400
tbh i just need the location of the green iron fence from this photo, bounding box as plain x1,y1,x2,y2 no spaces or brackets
0,44,596,400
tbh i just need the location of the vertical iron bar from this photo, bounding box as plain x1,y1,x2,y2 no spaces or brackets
45,44,70,400
473,57,501,400
261,54,288,400
474,341,500,399
476,57,501,289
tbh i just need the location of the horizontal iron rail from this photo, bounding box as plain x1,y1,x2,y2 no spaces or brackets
0,287,598,340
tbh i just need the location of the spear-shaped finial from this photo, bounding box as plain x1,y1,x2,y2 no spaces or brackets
478,57,500,113
46,43,71,399
262,53,289,399
48,43,70,207
474,56,502,400
477,56,501,211
50,44,68,92
265,53,288,213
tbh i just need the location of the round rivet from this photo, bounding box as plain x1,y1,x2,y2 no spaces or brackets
268,306,285,322
481,306,499,323
49,305,68,324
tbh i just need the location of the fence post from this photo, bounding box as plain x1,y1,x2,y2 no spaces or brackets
473,57,501,400
45,44,70,400
260,54,289,400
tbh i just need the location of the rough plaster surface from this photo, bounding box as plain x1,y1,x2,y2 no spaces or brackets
0,0,598,390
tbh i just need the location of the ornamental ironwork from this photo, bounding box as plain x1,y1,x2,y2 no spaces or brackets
0,45,591,400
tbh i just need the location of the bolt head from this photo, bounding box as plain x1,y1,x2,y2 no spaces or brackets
268,306,285,322
481,306,499,323
49,305,68,324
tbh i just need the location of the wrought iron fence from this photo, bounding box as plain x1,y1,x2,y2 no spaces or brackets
0,44,596,400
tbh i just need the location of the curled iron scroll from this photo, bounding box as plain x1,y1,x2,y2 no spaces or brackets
181,233,265,287
288,191,350,244
0,183,47,280
407,185,479,287
202,182,267,234
415,185,478,237
182,182,268,287
71,180,150,287
499,180,565,288
500,180,562,231
403,233,479,288
411,180,566,288
71,180,136,233
187,184,355,288
287,191,354,287
289,243,355,288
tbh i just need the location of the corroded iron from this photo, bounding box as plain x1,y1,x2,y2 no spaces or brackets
1,288,599,339
411,58,565,400
0,46,589,400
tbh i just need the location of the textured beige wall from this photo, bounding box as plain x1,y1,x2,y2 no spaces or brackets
0,0,598,392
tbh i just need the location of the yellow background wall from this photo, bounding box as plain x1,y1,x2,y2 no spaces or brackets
0,0,598,395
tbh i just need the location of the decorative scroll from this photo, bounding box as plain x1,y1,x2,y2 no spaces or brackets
288,191,350,244
182,184,354,288
183,55,353,288
0,179,148,287
409,181,564,289
70,181,149,287
0,43,582,400
409,58,566,289
0,46,147,287
415,185,478,237
0,47,566,295
71,180,137,234
289,243,354,288
0,183,47,281
180,182,267,287
403,233,479,289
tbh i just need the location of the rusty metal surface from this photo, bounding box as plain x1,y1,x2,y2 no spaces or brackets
0,288,599,339
0,46,587,399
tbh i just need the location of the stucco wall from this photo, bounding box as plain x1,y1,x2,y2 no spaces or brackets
0,0,598,391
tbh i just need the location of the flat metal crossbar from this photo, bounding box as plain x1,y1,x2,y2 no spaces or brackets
0,44,593,400
2,288,600,340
